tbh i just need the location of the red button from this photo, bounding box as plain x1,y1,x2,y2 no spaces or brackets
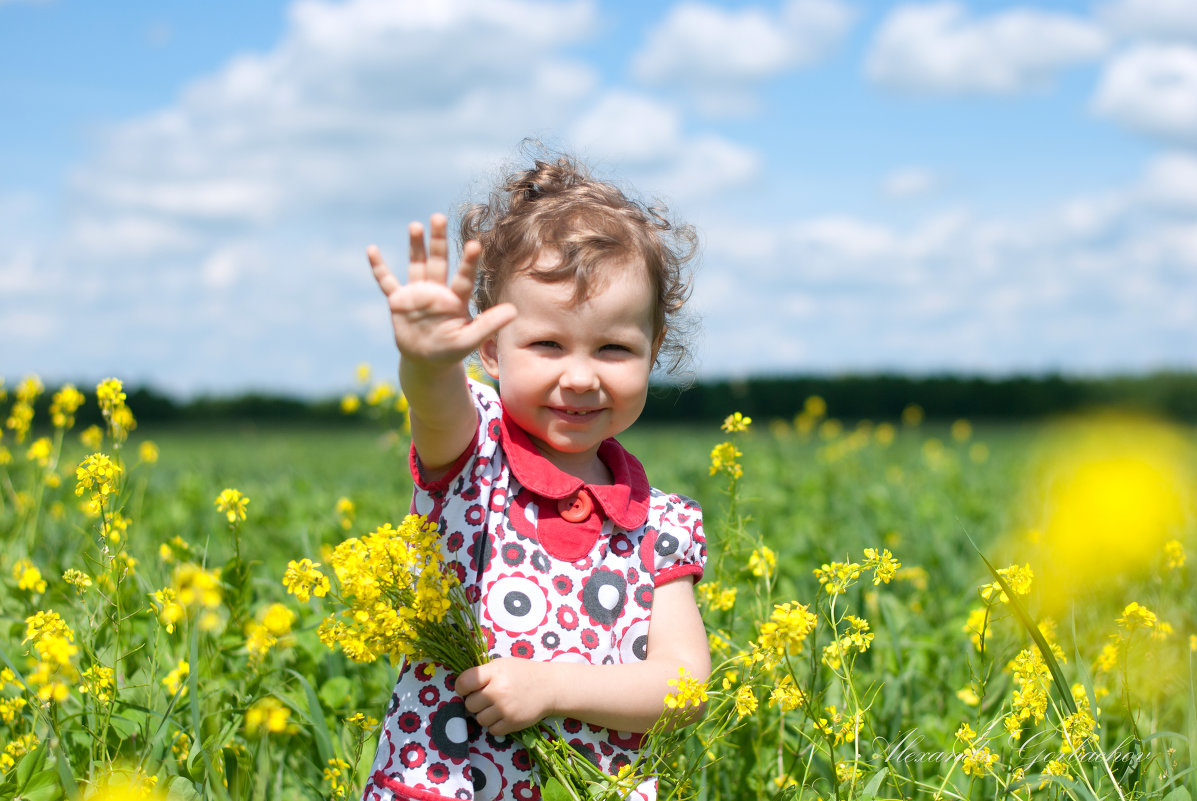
557,491,593,523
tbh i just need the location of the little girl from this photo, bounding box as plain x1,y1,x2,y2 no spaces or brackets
361,154,710,801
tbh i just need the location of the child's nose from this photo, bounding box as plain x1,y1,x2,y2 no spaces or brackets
559,356,600,393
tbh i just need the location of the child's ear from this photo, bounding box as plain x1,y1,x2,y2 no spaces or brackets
479,337,501,380
651,326,667,365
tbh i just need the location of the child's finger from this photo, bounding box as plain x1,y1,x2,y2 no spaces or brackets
366,246,401,297
426,213,450,283
460,303,518,349
408,221,428,283
455,666,481,697
448,241,483,301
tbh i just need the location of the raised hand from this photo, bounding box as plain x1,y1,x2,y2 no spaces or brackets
368,214,516,365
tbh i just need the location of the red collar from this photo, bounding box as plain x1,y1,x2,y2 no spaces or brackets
499,410,651,530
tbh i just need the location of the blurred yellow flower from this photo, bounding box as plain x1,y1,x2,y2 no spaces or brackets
50,384,85,429
162,660,189,697
215,488,250,523
951,419,972,442
81,424,103,450
721,412,752,433
1164,539,1185,570
13,559,47,594
246,697,294,737
138,441,159,463
1118,601,1157,632
747,546,776,579
341,394,361,414
804,395,826,418
355,363,371,384
874,422,895,445
901,404,923,426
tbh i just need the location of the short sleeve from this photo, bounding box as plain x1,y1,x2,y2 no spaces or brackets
408,378,503,519
651,493,706,587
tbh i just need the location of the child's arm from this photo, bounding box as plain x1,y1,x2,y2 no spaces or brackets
456,577,710,735
368,214,517,470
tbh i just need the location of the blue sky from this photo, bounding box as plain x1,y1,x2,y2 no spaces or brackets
2,0,1196,396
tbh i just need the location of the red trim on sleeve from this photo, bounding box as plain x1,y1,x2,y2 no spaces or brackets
368,773,458,801
408,424,479,494
653,564,703,587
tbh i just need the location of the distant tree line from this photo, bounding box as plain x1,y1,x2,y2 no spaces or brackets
18,371,1197,428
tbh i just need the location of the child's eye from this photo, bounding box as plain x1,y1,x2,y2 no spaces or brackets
601,344,631,353
531,340,561,349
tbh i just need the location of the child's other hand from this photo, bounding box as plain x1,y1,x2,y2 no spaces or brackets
368,213,516,365
456,658,554,736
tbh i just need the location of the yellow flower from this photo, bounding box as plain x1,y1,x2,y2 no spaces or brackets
50,384,85,428
214,488,249,523
960,745,998,777
804,395,826,418
863,547,900,584
733,684,757,718
1117,601,1157,632
696,581,737,612
367,382,396,406
1060,709,1098,754
721,412,752,433
81,664,116,704
757,602,817,664
13,559,47,594
341,394,361,414
874,422,895,445
708,441,743,478
261,602,297,636
813,560,862,595
26,437,52,468
1164,539,1185,570
325,757,352,800
162,660,189,697
245,696,294,736
245,622,277,667
355,363,372,384
747,546,776,579
768,675,805,711
954,722,977,744
979,563,1034,604
336,496,355,530
138,440,159,464
963,607,991,650
951,419,972,442
283,559,331,603
80,424,104,450
75,453,121,504
664,666,708,710
901,403,923,426
95,378,126,416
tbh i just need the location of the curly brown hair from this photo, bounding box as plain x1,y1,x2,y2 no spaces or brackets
459,152,698,374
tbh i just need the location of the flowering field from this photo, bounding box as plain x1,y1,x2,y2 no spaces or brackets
1,374,1195,800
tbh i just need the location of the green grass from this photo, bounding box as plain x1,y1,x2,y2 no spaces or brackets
2,405,1194,800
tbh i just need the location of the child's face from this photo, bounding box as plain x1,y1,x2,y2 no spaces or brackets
479,253,659,477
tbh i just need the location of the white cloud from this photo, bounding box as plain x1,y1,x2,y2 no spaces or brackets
633,0,855,114
1138,152,1197,210
693,154,1197,377
1098,0,1197,42
866,2,1108,95
1093,44,1197,143
883,167,938,198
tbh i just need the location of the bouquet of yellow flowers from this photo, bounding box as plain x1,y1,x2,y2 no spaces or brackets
284,514,665,800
